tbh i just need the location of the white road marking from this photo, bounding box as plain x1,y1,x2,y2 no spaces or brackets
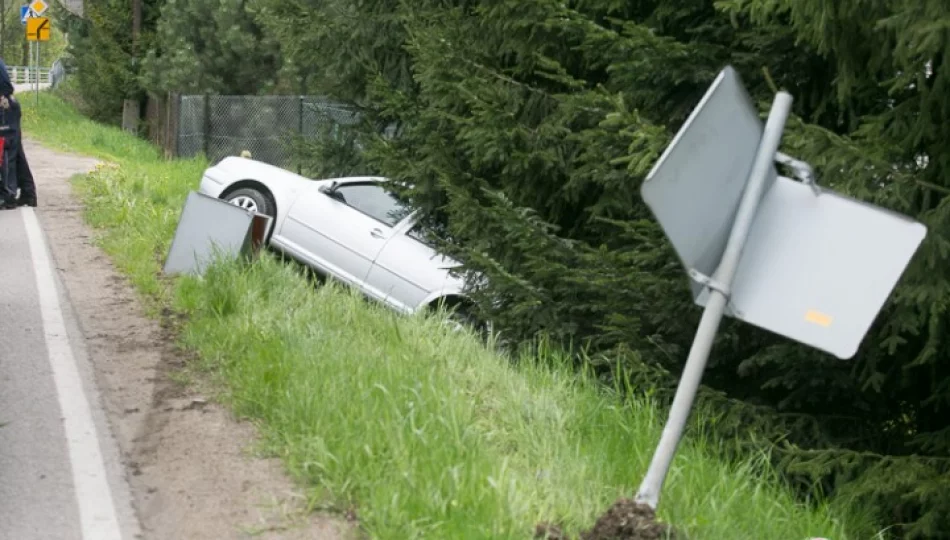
22,208,123,540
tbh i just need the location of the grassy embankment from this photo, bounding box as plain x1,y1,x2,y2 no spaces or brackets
22,93,879,539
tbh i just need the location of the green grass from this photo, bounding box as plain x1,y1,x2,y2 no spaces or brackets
22,92,209,307
23,92,880,539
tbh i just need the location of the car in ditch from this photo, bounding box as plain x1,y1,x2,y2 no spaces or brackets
198,156,479,323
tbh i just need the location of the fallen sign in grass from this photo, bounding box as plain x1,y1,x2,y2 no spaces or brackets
23,91,880,539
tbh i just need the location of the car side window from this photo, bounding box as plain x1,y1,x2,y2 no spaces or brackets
333,183,412,227
407,223,432,246
407,218,452,248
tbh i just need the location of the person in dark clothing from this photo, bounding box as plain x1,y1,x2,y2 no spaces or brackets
14,140,37,207
0,58,36,209
10,98,36,207
0,59,16,209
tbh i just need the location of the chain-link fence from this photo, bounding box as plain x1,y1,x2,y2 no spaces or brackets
172,95,360,170
177,95,207,158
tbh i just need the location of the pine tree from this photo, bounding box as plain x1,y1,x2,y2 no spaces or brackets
65,0,164,123
66,0,138,123
141,0,280,95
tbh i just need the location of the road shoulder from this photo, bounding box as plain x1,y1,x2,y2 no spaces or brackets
26,138,349,540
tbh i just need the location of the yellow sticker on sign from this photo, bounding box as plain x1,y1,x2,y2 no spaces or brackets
29,0,48,15
804,310,833,327
26,17,50,42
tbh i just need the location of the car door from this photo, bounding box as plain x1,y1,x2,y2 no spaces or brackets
364,217,464,313
279,180,412,287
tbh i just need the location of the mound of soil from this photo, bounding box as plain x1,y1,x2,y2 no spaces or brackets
582,498,673,540
536,498,674,540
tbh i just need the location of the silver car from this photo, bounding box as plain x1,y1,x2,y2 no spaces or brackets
198,156,476,319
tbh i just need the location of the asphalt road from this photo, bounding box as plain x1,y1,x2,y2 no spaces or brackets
0,206,139,540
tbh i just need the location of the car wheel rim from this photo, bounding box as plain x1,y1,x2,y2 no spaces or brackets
443,318,466,333
229,195,258,213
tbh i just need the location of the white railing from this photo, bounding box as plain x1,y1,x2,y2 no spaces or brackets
6,66,51,85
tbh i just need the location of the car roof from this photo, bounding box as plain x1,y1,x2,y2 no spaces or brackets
319,175,386,184
331,176,417,191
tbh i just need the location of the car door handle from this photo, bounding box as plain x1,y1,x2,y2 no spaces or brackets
370,228,385,239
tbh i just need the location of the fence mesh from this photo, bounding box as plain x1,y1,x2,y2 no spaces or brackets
177,95,207,158
175,95,359,170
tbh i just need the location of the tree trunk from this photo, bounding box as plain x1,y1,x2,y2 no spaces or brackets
132,0,142,47
123,0,143,133
121,99,140,133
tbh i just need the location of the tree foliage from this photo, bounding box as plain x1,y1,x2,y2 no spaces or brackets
67,0,280,123
64,0,135,122
67,0,950,536
270,0,950,536
141,0,280,95
63,0,164,123
0,2,68,66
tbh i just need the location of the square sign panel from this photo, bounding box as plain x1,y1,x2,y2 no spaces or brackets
696,177,927,359
163,191,271,276
643,64,927,359
641,66,776,301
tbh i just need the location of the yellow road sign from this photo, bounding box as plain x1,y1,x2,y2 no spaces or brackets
26,16,50,42
29,0,48,15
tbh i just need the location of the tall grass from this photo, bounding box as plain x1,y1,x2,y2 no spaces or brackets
24,92,878,539
23,92,208,305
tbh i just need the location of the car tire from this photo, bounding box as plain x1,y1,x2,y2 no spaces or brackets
439,299,489,338
225,187,275,218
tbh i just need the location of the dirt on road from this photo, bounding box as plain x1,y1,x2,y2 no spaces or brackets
26,139,352,540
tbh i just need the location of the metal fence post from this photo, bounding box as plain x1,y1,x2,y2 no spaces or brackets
297,96,304,174
169,93,178,158
203,93,211,159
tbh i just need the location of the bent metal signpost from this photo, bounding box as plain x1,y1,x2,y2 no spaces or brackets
634,66,928,509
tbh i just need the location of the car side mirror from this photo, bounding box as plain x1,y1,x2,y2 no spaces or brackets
318,181,339,195
319,181,345,202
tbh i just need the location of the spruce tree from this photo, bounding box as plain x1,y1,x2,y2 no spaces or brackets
141,0,280,95
255,0,406,96
716,1,950,536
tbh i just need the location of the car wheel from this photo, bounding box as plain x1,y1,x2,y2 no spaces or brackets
439,299,489,337
225,187,274,217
